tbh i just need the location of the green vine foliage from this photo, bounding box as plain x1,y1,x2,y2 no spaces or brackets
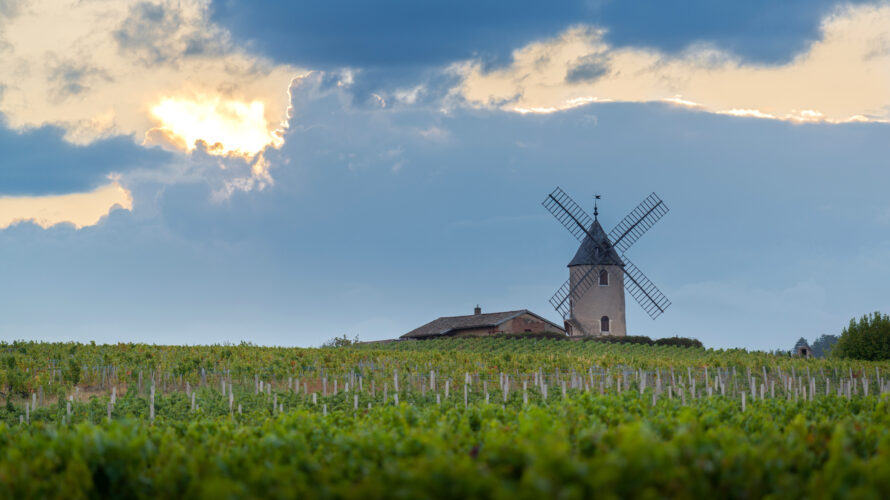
1,396,889,498
0,339,889,497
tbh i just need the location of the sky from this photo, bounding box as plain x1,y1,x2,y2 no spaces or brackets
0,0,888,350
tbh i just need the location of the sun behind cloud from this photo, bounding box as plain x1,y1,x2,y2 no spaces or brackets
148,96,285,158
0,0,302,229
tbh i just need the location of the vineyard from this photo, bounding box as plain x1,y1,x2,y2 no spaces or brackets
2,339,890,498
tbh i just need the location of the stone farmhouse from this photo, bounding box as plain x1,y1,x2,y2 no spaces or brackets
401,306,565,339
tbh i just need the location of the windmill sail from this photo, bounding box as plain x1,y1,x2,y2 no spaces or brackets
542,187,595,243
623,258,671,319
549,264,604,319
549,279,573,320
543,187,671,327
607,193,669,254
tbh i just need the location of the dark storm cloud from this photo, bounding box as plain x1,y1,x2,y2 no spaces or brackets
210,0,877,72
113,2,222,65
342,66,462,109
565,54,610,83
209,0,591,69
113,2,179,64
0,118,171,196
593,0,875,64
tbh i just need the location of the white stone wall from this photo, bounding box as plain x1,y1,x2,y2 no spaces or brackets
568,264,627,336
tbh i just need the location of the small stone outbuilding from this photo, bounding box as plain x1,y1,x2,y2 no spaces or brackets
400,306,565,339
794,338,812,358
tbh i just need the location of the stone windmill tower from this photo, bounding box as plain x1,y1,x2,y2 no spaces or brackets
543,188,671,337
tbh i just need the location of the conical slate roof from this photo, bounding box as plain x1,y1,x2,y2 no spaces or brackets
567,219,625,267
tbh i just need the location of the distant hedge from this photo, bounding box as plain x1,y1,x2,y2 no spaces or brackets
580,335,704,348
654,337,704,348
492,331,568,340
582,335,654,345
438,332,704,347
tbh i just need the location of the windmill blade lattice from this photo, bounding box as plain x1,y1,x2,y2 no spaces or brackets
543,186,671,324
608,193,669,254
548,279,573,320
623,257,671,319
549,265,604,320
542,187,595,243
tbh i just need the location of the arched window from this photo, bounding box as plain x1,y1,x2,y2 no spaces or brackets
601,316,610,333
599,269,609,286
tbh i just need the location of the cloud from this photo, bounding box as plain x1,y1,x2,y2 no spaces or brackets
112,1,222,65
0,0,301,196
209,0,871,71
148,96,284,157
46,59,113,100
457,3,890,124
0,118,172,196
565,54,610,83
586,0,877,64
209,0,592,69
0,181,132,229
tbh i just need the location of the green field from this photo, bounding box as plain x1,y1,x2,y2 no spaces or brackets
2,339,889,499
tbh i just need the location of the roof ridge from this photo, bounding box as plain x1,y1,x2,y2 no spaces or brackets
439,308,525,318
401,309,563,339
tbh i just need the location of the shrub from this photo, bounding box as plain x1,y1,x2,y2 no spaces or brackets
321,335,360,348
654,337,704,348
63,358,81,386
583,335,654,345
4,356,29,397
492,331,568,340
833,312,890,360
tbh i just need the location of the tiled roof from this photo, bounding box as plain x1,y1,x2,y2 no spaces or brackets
401,309,564,339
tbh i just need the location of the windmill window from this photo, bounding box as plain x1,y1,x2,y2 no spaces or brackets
600,316,610,333
598,269,609,286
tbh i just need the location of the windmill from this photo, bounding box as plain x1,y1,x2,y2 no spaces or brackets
542,187,671,336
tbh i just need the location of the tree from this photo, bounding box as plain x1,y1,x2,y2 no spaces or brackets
321,334,359,348
810,334,839,358
833,312,890,361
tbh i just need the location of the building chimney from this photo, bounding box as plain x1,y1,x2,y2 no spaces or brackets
474,305,481,315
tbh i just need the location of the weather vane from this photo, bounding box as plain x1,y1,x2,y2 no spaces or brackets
594,194,601,219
